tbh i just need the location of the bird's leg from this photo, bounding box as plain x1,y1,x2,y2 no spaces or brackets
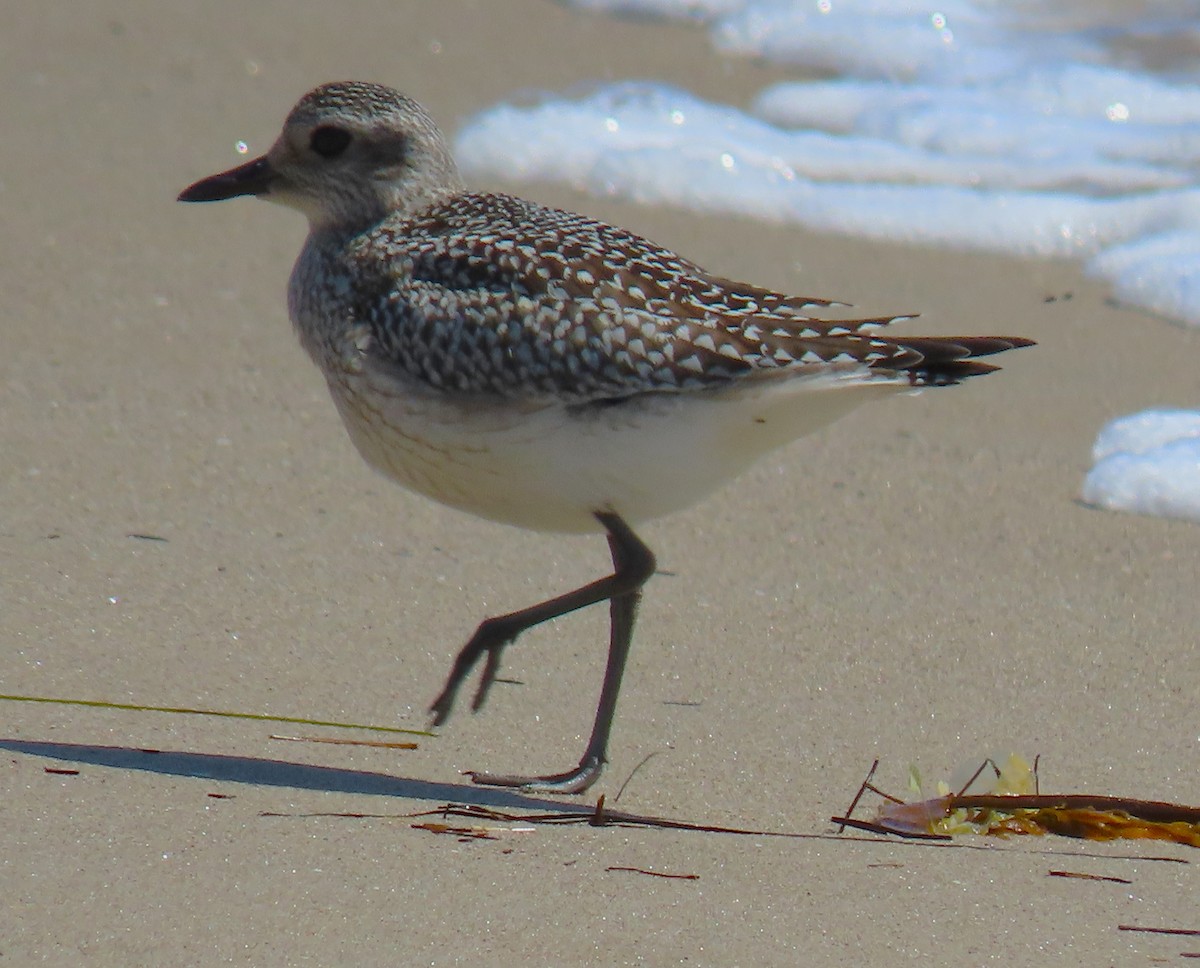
428,512,656,794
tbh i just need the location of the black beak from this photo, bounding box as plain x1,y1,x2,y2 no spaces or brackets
178,154,276,202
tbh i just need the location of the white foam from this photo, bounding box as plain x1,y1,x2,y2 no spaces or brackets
457,84,1196,258
1082,410,1200,523
1087,231,1200,323
1089,409,1200,462
710,1,1096,84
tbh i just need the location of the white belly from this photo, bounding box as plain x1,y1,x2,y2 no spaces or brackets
326,363,902,534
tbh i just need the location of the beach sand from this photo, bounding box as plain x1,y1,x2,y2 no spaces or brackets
3,2,1199,965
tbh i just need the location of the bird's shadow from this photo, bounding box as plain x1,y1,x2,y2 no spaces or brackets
0,737,583,813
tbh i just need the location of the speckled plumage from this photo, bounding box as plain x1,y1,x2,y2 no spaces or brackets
180,82,1033,793
304,190,887,400
297,181,1020,403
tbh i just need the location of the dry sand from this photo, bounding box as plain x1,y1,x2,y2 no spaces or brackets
3,2,1199,965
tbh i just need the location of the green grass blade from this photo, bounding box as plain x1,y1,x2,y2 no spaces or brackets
0,694,432,737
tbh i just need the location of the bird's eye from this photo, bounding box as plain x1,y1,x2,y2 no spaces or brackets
309,126,352,159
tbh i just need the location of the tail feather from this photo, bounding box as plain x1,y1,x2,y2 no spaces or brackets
885,336,1035,386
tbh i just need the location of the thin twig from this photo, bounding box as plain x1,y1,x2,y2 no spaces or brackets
607,866,698,880
1048,870,1132,885
1117,926,1200,937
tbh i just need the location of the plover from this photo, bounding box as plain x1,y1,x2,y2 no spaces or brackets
179,81,1032,793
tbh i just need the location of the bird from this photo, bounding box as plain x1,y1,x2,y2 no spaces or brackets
178,81,1033,794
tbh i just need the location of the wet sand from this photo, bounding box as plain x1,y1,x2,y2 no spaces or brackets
3,2,1199,964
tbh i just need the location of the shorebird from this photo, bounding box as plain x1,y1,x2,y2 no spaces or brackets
179,81,1032,793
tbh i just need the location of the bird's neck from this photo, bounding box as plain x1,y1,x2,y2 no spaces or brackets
287,232,361,366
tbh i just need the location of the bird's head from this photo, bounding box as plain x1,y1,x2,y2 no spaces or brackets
179,81,464,234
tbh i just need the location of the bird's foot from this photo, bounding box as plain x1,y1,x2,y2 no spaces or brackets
427,628,513,728
467,754,604,795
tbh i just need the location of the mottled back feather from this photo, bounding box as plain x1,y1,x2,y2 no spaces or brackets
331,192,1030,402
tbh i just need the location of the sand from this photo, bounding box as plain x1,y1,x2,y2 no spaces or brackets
3,2,1199,965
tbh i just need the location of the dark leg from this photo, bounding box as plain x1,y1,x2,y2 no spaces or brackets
428,511,656,793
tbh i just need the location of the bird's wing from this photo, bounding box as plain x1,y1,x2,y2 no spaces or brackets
347,193,1029,399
